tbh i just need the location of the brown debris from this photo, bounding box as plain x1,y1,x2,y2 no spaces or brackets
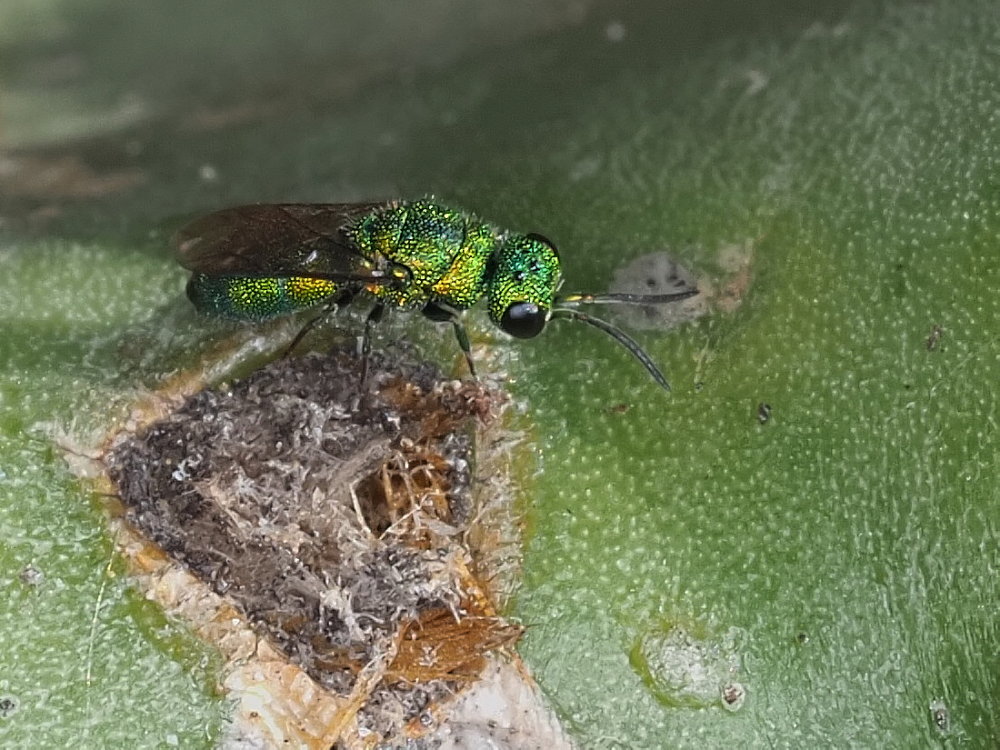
390,607,524,684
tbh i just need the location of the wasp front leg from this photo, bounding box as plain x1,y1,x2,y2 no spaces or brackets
422,301,477,379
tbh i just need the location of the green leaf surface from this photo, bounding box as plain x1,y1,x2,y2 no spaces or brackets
1,1,997,748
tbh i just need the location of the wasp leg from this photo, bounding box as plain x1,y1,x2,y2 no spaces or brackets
422,301,476,379
283,290,355,358
282,309,328,358
359,302,386,393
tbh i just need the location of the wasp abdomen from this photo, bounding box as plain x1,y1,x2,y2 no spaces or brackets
186,273,340,320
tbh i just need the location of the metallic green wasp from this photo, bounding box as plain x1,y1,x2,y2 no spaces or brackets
176,199,696,389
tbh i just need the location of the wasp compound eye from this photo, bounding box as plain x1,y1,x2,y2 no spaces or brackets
501,301,547,339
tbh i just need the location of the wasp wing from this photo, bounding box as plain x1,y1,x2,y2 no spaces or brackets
175,203,391,282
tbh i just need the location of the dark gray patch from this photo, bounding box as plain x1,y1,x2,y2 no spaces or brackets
105,346,506,738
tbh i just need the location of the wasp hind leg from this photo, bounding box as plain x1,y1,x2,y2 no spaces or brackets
283,289,355,358
422,301,477,379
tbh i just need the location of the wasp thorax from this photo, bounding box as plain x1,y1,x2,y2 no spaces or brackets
487,233,561,339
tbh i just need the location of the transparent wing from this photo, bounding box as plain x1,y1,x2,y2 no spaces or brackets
174,202,391,281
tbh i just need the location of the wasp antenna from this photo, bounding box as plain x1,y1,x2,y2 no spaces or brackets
550,308,672,391
556,289,698,307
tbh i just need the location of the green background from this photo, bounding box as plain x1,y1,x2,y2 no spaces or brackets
1,1,997,747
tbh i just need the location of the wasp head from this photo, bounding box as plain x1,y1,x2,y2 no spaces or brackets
487,233,561,339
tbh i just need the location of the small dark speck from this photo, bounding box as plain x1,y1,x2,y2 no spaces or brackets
795,631,809,645
19,564,43,587
929,699,950,732
925,324,943,351
756,402,772,424
0,696,19,719
721,682,746,711
607,403,631,415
